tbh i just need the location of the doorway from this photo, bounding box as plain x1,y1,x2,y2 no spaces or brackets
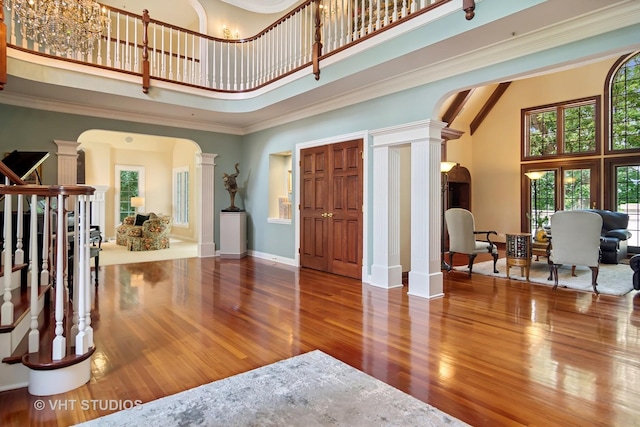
299,139,363,279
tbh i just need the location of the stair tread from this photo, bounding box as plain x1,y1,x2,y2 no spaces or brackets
21,297,95,370
1,301,50,364
0,283,52,333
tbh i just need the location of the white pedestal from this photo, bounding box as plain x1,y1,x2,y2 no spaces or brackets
220,211,247,258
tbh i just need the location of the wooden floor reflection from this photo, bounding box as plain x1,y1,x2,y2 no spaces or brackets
1,256,639,426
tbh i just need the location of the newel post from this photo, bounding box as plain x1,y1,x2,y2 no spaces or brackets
463,0,475,20
312,0,322,81
142,9,150,93
0,0,7,90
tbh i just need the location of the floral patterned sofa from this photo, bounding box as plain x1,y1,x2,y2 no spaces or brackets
116,213,172,251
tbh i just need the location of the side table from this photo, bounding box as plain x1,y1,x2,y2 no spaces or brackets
505,232,532,281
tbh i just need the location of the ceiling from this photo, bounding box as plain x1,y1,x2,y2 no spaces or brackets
98,0,301,28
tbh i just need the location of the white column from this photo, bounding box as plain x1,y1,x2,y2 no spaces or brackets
197,153,217,257
370,145,403,289
408,120,446,299
369,119,446,297
54,140,80,185
55,140,80,214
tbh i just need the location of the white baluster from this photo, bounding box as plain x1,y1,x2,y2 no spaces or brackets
76,196,89,354
240,42,244,91
192,33,196,85
15,195,24,265
10,9,17,45
205,38,210,88
52,194,66,360
40,198,50,324
168,27,173,80
233,42,238,91
251,39,255,88
402,0,408,17
97,28,103,65
134,17,139,72
176,30,181,82
258,36,262,85
161,25,166,79
152,24,157,77
1,187,14,326
393,0,399,22
70,205,79,343
114,12,121,68
227,39,231,90
211,40,216,89
125,14,131,71
106,12,112,68
183,32,188,83
28,195,39,353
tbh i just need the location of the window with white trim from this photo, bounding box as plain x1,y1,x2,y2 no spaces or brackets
173,167,189,226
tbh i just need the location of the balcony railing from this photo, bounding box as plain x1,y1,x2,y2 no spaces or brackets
1,0,475,93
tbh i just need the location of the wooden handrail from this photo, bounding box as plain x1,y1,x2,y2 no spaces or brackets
0,0,470,95
0,184,95,196
0,162,26,185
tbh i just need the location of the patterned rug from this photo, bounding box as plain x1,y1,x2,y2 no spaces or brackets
75,350,469,427
454,257,633,296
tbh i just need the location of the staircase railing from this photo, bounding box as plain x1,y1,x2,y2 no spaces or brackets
0,0,474,94
0,180,95,362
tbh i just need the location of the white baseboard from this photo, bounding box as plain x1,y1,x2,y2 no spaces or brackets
248,250,297,267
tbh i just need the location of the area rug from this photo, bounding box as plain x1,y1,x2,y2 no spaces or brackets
74,350,468,427
454,258,633,296
98,239,198,266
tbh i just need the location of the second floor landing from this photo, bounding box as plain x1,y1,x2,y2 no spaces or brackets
1,0,639,134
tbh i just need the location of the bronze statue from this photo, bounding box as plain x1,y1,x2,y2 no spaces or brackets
223,163,241,211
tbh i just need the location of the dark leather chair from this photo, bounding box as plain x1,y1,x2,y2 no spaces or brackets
584,209,632,264
631,254,640,291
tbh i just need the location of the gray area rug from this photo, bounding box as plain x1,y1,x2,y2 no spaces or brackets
454,257,633,295
75,350,468,427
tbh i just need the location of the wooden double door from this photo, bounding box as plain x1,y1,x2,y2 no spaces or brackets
300,139,363,279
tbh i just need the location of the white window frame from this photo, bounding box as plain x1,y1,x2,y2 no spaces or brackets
173,166,189,227
115,165,145,224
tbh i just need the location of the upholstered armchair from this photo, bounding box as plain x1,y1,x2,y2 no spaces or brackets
549,210,602,294
445,208,499,276
116,213,172,251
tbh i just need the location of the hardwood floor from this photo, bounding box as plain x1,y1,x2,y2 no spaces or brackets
1,255,639,426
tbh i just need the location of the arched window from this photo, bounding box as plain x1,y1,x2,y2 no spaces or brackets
608,52,640,152
605,51,640,251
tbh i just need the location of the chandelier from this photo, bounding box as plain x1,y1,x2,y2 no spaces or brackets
8,0,109,55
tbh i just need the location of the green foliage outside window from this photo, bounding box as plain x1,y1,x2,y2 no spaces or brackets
611,52,640,151
119,170,139,222
526,100,597,158
528,110,557,156
564,104,596,153
616,165,640,208
563,169,591,210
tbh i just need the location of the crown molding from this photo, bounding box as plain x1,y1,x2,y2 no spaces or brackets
0,92,245,135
